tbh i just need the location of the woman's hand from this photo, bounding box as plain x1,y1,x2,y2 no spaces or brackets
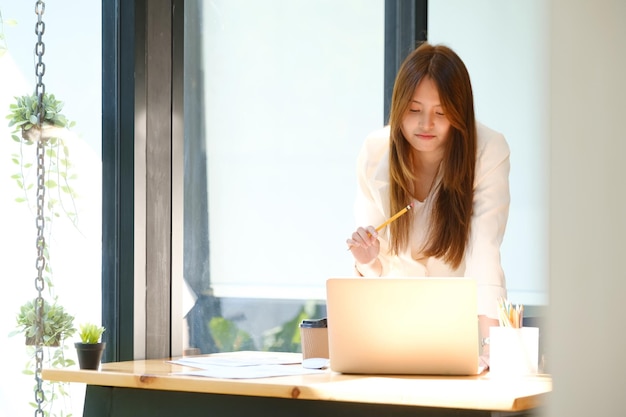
347,225,380,264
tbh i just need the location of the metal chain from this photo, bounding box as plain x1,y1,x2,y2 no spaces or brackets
33,2,47,417
34,1,46,119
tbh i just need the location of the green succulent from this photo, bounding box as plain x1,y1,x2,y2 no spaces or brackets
78,322,106,344
6,92,72,134
11,298,76,346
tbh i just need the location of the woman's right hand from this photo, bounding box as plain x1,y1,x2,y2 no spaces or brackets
346,225,380,264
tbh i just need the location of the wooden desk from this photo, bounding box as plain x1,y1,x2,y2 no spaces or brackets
43,352,551,417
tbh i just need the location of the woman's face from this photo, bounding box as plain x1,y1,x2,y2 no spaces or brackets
401,76,451,160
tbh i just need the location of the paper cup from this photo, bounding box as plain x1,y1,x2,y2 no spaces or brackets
299,318,329,359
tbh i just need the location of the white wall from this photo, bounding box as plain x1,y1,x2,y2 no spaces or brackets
547,0,626,415
428,0,550,306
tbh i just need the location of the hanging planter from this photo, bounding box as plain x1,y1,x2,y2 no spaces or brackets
7,92,72,142
10,298,76,347
8,91,80,226
21,122,65,142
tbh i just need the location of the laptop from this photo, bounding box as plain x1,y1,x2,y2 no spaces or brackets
325,277,481,375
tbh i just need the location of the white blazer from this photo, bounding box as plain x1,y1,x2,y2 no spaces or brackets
354,122,510,319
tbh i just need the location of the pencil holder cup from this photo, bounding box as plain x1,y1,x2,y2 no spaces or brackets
489,326,539,376
299,318,329,359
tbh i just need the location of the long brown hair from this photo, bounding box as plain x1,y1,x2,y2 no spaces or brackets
388,43,476,269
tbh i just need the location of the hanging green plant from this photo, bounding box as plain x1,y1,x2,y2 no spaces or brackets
7,92,79,226
7,92,72,135
10,298,77,417
10,298,76,347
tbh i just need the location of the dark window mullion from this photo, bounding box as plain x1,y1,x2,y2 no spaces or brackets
384,0,428,124
101,0,140,363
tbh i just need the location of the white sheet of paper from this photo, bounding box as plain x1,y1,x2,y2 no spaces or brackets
168,351,324,379
178,364,325,379
169,351,302,369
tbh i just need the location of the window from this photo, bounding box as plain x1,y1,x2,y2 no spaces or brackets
181,0,385,353
178,0,548,355
102,0,547,359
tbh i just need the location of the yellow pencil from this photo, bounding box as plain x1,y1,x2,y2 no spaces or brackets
347,203,414,250
375,203,415,232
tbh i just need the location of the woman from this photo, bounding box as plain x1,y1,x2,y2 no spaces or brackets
347,42,510,362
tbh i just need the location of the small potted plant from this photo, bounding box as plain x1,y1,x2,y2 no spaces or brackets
75,322,106,370
11,297,76,346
